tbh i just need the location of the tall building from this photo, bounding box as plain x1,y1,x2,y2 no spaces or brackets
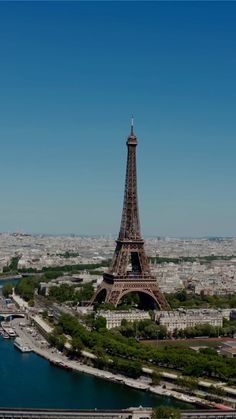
91,121,169,309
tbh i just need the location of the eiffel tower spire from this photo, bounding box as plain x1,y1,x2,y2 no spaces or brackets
119,118,140,241
130,116,134,136
91,122,169,309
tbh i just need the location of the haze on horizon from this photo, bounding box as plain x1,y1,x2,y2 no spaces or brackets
0,1,236,238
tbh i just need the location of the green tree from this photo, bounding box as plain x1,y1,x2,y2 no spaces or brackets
208,385,226,397
176,376,198,393
77,283,94,303
176,289,187,302
48,331,66,352
15,276,40,301
42,310,48,319
151,371,161,385
94,316,106,331
151,406,181,419
118,292,140,308
95,302,116,311
199,348,218,357
3,256,21,273
70,336,84,355
51,312,236,383
120,322,136,338
2,283,13,297
49,284,75,303
44,271,63,280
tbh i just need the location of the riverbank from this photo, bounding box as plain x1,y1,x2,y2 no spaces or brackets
0,337,183,410
10,319,207,409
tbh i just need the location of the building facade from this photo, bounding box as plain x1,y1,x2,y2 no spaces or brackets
97,310,150,329
156,309,223,333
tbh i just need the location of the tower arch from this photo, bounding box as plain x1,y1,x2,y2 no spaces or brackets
117,290,160,310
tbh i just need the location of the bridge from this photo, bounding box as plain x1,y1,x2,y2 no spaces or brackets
0,309,25,321
0,408,235,419
0,408,147,419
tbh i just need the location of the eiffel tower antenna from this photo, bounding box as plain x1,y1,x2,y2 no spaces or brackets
131,115,134,135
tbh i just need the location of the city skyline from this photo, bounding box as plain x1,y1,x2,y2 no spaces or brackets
0,1,236,237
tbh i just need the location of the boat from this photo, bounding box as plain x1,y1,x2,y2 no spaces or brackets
0,329,10,339
7,329,17,338
1,323,17,337
14,337,32,353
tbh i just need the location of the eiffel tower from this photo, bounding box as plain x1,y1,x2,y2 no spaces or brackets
91,120,169,309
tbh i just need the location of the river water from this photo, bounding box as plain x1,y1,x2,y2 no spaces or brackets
0,278,20,287
0,278,193,410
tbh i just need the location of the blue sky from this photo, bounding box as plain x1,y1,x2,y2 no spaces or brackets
0,1,236,237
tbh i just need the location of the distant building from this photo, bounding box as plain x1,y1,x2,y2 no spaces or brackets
220,341,236,358
156,309,223,333
30,315,53,338
230,310,236,321
97,310,150,330
39,282,50,296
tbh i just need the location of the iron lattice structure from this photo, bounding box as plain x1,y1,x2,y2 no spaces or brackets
91,123,169,309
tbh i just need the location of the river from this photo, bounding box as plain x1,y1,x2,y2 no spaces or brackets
0,278,193,410
0,277,20,287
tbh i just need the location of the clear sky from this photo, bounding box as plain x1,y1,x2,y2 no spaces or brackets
0,1,236,237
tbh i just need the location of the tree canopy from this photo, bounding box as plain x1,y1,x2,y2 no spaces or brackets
151,406,181,419
49,313,236,383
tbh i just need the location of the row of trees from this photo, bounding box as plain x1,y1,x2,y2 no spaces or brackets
1,273,61,301
166,289,236,309
175,320,236,339
150,255,236,264
49,313,236,382
14,276,41,303
48,314,143,378
12,273,94,306
40,260,110,274
2,258,109,277
119,319,167,340
94,356,142,379
2,256,21,273
118,318,236,340
151,406,180,418
175,374,226,398
13,273,61,303
47,282,94,305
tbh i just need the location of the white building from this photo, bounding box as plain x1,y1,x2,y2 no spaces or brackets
156,309,223,333
97,310,150,330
